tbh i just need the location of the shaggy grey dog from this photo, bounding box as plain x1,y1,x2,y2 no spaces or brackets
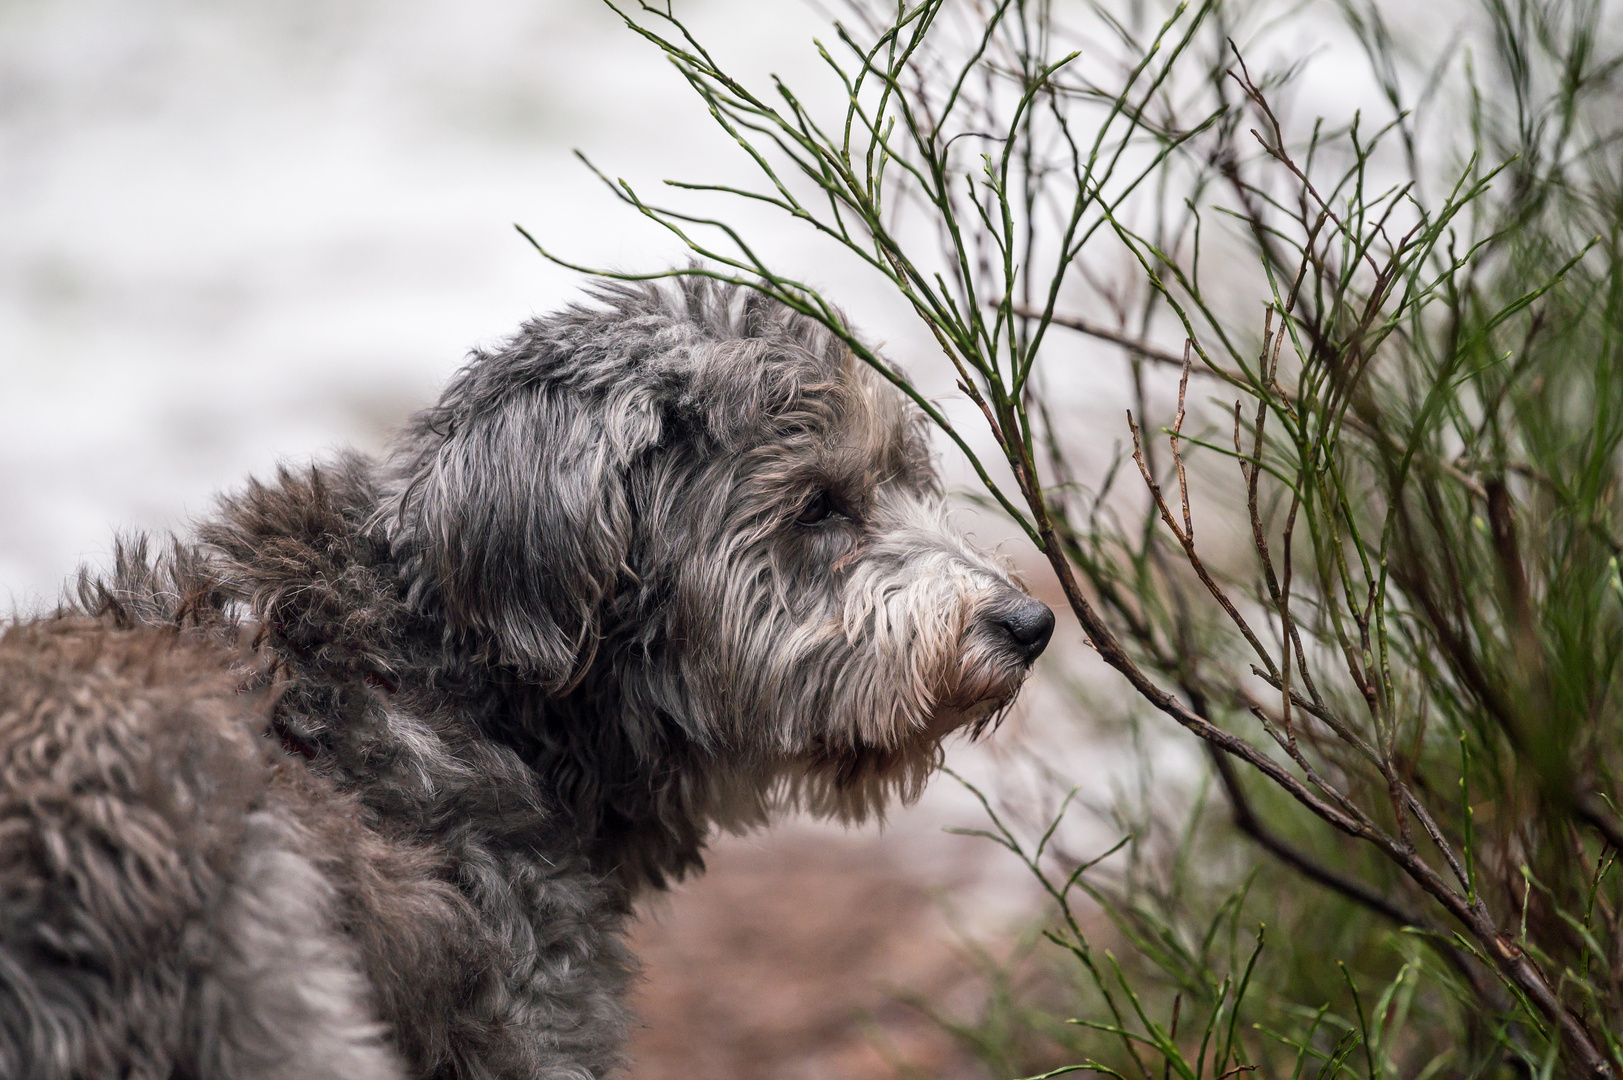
0,278,1053,1080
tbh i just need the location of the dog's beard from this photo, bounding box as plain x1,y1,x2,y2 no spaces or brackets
782,690,1021,823
783,735,942,822
770,641,1030,823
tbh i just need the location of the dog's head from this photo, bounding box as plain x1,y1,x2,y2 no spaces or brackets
387,279,1051,818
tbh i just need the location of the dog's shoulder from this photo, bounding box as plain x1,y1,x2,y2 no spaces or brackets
201,452,410,675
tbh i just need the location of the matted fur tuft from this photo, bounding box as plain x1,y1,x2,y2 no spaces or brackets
0,277,1049,1078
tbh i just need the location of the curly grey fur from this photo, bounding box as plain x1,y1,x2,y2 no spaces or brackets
0,278,1050,1079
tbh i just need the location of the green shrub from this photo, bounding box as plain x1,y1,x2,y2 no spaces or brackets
535,0,1623,1075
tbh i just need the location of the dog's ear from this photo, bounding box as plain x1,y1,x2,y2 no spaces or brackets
402,382,661,690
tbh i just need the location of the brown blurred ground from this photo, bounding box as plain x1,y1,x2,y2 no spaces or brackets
627,824,999,1080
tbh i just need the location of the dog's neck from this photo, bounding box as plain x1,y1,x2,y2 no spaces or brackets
193,455,743,898
477,677,753,894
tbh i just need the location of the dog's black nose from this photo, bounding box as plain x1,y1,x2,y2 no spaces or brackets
995,596,1054,662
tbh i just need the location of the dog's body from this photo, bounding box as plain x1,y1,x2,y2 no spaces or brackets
0,280,1052,1079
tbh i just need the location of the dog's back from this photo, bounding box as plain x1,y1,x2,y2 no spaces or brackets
0,619,404,1080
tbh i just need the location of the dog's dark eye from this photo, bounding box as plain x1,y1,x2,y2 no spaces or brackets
796,491,836,525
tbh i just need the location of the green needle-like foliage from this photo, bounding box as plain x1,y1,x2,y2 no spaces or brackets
532,0,1623,1075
